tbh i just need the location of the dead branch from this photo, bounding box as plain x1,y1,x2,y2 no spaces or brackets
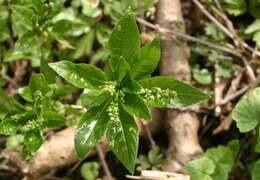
156,0,202,172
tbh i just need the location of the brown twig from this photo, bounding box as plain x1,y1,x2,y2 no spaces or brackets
136,17,256,81
96,144,114,180
191,0,233,39
140,120,156,149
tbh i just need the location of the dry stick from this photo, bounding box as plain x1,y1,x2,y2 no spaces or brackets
140,120,156,149
136,18,256,81
217,85,249,106
96,144,114,180
210,3,260,57
217,74,260,106
191,0,233,39
193,0,260,57
136,18,236,55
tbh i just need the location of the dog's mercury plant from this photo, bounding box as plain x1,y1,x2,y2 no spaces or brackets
49,13,209,173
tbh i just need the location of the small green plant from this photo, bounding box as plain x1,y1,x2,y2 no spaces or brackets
0,74,67,159
136,146,165,171
49,14,209,173
185,140,240,180
80,161,99,180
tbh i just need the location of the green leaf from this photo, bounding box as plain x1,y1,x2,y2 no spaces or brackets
139,76,210,107
106,105,139,173
131,35,161,79
80,89,110,109
204,146,235,180
192,68,212,85
144,0,159,10
249,0,260,18
80,162,99,180
109,56,130,82
24,129,43,153
245,19,260,34
18,86,33,102
11,4,34,35
75,104,110,158
255,126,260,152
221,0,247,16
49,61,107,89
0,121,19,135
29,74,50,96
253,31,260,47
122,93,151,120
43,111,66,128
252,159,260,180
185,144,238,180
232,88,260,132
227,139,240,158
73,29,95,59
52,84,77,98
0,89,17,114
185,157,215,180
6,134,24,149
108,14,140,62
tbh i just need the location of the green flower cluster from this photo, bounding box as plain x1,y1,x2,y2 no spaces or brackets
137,87,176,106
103,82,116,96
25,119,42,129
107,101,119,121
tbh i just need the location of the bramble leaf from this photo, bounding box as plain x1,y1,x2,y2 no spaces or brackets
131,35,161,79
109,56,130,83
29,73,50,96
24,129,43,153
43,111,66,128
80,89,110,109
75,104,110,158
139,76,209,107
106,105,139,173
122,93,151,120
108,14,140,62
49,61,107,89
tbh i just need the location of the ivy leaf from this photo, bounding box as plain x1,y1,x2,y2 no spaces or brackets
185,156,215,180
80,162,99,180
232,88,260,133
139,76,209,107
24,129,43,153
252,158,260,180
221,0,247,16
122,93,151,120
109,56,130,83
185,143,238,180
192,68,212,85
43,111,66,128
131,35,160,79
29,73,50,96
75,104,110,158
108,14,140,62
49,61,107,89
204,146,235,180
106,105,139,173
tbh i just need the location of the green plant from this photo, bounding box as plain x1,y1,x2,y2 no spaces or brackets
49,14,209,173
0,74,67,159
185,140,240,180
80,161,99,180
136,146,165,171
